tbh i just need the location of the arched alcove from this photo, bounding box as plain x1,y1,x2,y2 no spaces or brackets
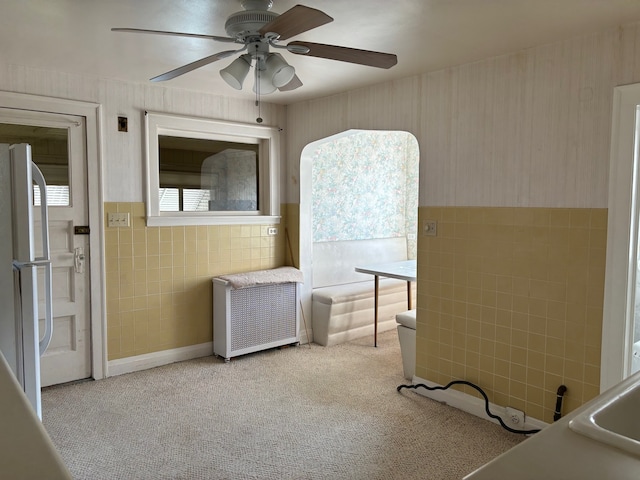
299,129,420,343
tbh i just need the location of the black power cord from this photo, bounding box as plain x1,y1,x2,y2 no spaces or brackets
397,380,542,435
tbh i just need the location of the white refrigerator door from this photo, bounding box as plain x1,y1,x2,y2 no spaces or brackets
1,143,53,420
0,145,18,376
10,144,43,418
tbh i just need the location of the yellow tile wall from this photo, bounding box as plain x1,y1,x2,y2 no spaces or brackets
416,207,606,423
105,202,289,360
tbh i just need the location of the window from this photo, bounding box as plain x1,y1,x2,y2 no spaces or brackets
145,112,280,226
33,185,70,206
0,122,71,207
158,188,210,212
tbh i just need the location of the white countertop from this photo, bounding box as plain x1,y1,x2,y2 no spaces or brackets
0,351,72,480
465,372,640,480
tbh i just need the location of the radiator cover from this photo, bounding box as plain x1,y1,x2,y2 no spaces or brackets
213,279,299,361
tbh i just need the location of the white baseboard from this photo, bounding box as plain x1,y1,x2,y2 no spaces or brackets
407,376,548,433
299,323,312,345
300,332,312,345
107,342,213,377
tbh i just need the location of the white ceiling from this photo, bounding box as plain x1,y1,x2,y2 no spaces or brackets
4,0,640,105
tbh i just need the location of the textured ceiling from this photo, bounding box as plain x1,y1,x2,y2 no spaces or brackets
4,0,640,105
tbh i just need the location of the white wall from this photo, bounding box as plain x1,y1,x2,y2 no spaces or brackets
285,25,640,209
4,23,640,209
0,65,287,203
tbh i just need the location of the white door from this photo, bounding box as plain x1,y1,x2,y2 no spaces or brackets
0,108,91,386
602,84,640,391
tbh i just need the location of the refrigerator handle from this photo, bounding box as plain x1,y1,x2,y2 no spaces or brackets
31,163,53,356
31,162,50,261
38,261,53,356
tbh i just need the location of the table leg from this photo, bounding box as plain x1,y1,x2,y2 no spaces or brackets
407,281,412,310
374,275,379,347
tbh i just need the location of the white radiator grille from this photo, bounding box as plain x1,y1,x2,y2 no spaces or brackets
213,277,300,360
229,282,297,351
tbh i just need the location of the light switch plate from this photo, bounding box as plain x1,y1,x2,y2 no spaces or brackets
108,212,130,228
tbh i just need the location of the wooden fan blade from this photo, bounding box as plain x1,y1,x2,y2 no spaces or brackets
112,27,237,43
259,5,333,41
287,41,397,69
150,50,239,82
278,75,303,91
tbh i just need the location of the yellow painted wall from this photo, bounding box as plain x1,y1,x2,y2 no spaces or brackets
417,206,606,423
104,202,289,360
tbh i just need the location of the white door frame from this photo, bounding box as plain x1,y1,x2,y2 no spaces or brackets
0,91,106,381
601,83,640,391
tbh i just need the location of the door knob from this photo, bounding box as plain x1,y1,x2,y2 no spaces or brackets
74,247,85,274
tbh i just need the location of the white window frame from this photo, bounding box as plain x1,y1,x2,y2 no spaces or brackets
145,111,280,226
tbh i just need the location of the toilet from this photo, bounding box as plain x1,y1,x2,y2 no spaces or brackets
396,309,416,380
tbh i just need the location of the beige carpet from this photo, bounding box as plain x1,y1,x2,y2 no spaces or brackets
42,330,524,480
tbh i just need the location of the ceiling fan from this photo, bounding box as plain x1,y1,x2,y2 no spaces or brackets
112,0,398,96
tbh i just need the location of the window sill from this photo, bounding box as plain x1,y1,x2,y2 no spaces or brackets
146,214,281,227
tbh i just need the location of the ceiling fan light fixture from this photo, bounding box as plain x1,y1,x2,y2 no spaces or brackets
252,69,278,95
114,3,397,95
220,54,252,90
265,53,296,88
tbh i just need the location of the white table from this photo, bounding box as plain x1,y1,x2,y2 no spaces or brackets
354,259,417,347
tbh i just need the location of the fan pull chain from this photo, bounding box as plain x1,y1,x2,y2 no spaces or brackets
255,60,263,123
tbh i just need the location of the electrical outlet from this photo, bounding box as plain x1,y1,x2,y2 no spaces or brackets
505,407,525,427
108,212,130,228
267,227,278,235
423,220,437,236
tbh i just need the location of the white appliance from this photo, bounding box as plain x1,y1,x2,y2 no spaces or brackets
0,143,53,420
